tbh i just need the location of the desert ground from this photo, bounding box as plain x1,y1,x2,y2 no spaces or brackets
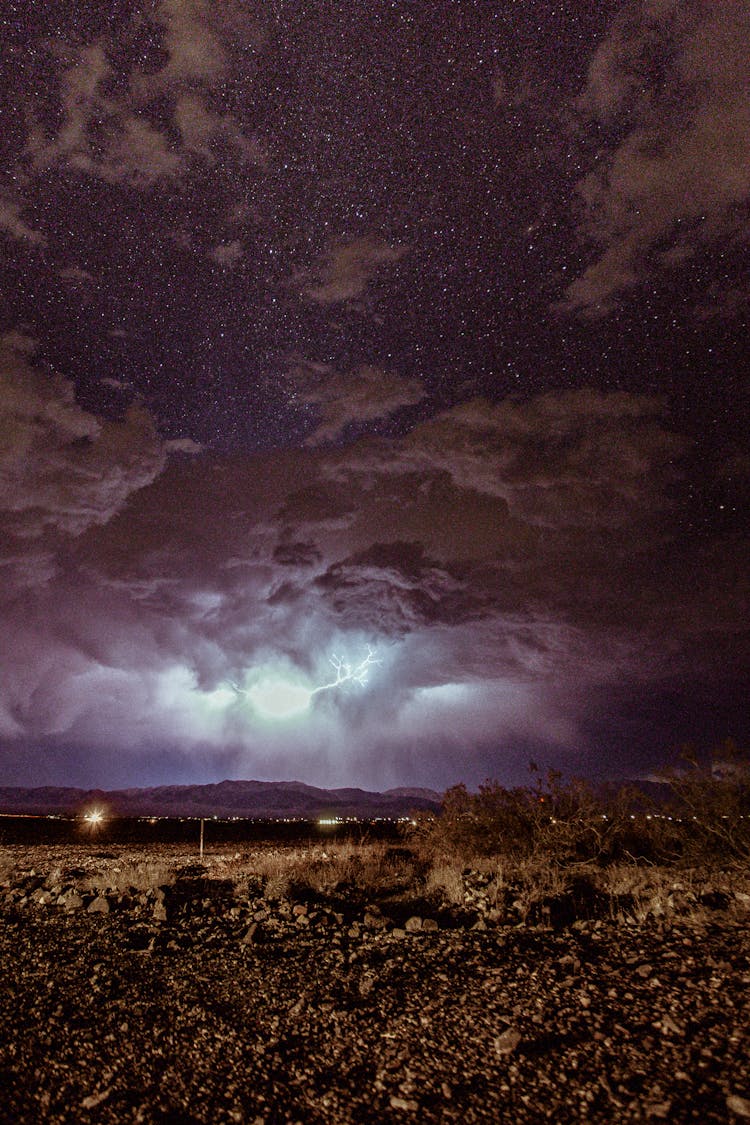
1,841,749,1124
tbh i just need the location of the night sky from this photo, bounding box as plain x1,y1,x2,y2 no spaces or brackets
1,1,748,791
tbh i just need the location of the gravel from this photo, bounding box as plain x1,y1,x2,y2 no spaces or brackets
1,856,749,1123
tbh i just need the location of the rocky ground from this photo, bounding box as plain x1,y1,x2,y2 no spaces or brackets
1,846,749,1123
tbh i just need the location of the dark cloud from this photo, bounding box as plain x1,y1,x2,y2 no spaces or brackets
0,341,164,560
1,381,743,787
328,391,682,530
273,541,322,568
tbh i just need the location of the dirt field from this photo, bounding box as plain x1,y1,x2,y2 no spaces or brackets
1,845,749,1123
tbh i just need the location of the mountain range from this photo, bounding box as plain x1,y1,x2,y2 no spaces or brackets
0,779,443,819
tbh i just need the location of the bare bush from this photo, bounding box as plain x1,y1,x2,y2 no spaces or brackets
660,739,750,865
408,757,750,872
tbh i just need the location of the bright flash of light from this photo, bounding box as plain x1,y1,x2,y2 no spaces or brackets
310,647,381,696
233,647,380,721
246,677,313,720
84,809,104,825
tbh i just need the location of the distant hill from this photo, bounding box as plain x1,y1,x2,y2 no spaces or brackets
0,779,443,819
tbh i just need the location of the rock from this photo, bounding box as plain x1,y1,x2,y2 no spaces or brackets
240,923,259,944
728,1094,750,1118
390,1095,418,1111
405,916,422,932
2,866,750,1124
87,896,110,914
494,1027,522,1055
152,901,168,923
81,1088,112,1110
645,1100,672,1119
358,973,375,997
59,891,84,911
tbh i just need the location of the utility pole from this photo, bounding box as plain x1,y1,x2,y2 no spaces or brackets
199,817,204,860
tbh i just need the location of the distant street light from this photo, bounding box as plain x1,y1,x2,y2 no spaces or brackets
82,809,105,834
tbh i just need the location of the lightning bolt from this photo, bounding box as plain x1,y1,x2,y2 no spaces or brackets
310,646,380,695
228,647,380,720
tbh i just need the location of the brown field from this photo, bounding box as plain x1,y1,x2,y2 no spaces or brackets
1,841,749,1123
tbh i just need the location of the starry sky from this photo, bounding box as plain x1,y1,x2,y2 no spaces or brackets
1,0,748,791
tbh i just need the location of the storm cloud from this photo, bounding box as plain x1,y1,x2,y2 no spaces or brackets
1,365,743,788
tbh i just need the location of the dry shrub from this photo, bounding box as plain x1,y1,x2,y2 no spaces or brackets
408,766,714,871
660,740,750,865
426,861,465,905
505,858,575,922
86,859,175,893
292,842,418,897
235,841,418,901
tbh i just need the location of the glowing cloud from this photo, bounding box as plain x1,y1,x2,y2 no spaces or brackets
235,647,380,722
247,676,312,720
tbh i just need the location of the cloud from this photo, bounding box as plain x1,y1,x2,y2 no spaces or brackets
172,94,264,166
0,195,46,246
302,237,409,304
208,239,243,267
26,42,182,188
0,330,38,355
491,71,509,107
59,266,95,285
139,0,264,87
563,0,750,314
165,438,204,455
150,0,229,84
0,386,744,788
286,358,425,444
328,390,682,527
24,5,264,192
0,342,165,555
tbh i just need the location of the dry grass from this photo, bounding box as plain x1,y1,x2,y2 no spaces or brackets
2,840,748,928
425,861,466,905
0,841,419,898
